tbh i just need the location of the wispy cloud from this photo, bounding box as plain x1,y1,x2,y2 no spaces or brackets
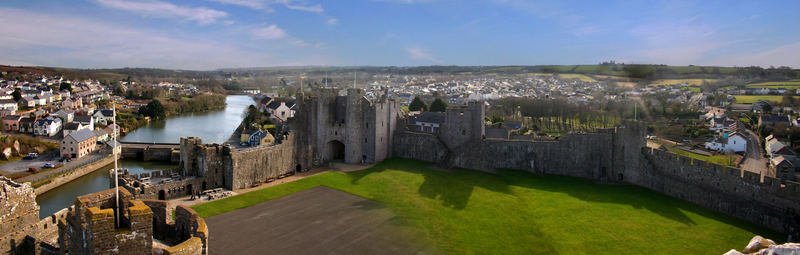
626,17,728,65
712,43,800,68
326,17,339,25
210,0,323,12
251,25,287,40
0,7,282,69
93,0,228,24
406,47,438,62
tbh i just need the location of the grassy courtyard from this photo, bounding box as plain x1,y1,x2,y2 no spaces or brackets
193,158,778,255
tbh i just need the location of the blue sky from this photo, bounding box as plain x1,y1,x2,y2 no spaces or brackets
0,0,798,70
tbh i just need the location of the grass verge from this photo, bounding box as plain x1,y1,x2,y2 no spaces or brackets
193,158,777,254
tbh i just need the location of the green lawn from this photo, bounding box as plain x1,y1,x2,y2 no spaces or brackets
746,81,800,87
193,158,778,255
734,95,788,104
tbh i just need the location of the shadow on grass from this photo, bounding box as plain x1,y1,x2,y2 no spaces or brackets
497,169,699,226
499,169,784,239
348,158,512,210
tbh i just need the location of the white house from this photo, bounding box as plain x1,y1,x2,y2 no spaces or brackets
704,132,747,153
265,101,296,122
34,117,62,137
0,99,18,111
92,109,114,125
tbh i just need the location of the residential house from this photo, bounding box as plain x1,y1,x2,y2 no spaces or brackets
62,97,83,109
759,115,790,126
704,132,747,153
771,155,795,180
19,96,35,107
265,101,296,122
73,115,94,131
2,115,22,132
257,96,273,112
248,130,274,147
408,112,445,134
94,128,109,142
766,136,796,158
34,117,62,136
60,128,97,159
18,117,36,134
92,109,114,125
51,109,75,123
62,122,87,137
0,99,17,112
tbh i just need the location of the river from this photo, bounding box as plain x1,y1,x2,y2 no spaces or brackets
35,95,253,218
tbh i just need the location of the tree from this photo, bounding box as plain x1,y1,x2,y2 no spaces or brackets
59,82,72,92
12,88,21,101
138,100,166,120
409,96,426,111
429,98,447,112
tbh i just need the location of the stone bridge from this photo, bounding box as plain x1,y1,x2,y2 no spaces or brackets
120,142,181,163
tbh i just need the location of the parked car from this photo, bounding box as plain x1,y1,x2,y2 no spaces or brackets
27,167,38,173
42,163,55,168
59,157,71,162
23,153,39,160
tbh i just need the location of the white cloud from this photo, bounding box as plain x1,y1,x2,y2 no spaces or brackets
210,0,266,10
711,43,800,68
210,0,323,13
93,0,228,24
327,17,339,25
625,17,729,65
251,25,287,40
0,8,288,70
406,47,438,62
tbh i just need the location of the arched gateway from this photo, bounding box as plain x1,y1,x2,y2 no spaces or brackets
327,140,345,162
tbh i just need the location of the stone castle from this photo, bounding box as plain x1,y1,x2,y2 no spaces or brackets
126,88,799,237
1,176,208,254
7,87,798,254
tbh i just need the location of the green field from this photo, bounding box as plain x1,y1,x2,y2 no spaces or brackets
733,95,792,104
746,81,800,90
193,159,776,255
649,79,717,86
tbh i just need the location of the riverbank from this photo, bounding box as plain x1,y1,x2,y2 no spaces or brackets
32,153,117,195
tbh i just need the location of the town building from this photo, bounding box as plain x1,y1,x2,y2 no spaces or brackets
34,117,62,137
61,128,97,159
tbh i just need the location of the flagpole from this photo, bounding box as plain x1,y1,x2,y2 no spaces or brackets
113,102,120,228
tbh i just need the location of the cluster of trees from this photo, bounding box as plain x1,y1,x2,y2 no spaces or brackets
138,100,166,120
163,94,226,114
488,97,621,132
241,105,272,130
408,96,447,112
123,87,165,100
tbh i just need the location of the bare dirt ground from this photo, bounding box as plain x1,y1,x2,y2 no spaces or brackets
204,186,435,255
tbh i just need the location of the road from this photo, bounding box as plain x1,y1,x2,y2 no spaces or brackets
0,151,62,175
742,129,771,178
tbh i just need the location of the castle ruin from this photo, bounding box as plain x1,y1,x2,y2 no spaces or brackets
116,87,799,239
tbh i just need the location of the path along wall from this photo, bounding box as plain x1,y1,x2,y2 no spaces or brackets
227,134,297,190
637,148,800,234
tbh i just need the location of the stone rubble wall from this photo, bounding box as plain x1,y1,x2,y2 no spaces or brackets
640,148,800,234
0,176,40,254
228,135,297,190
